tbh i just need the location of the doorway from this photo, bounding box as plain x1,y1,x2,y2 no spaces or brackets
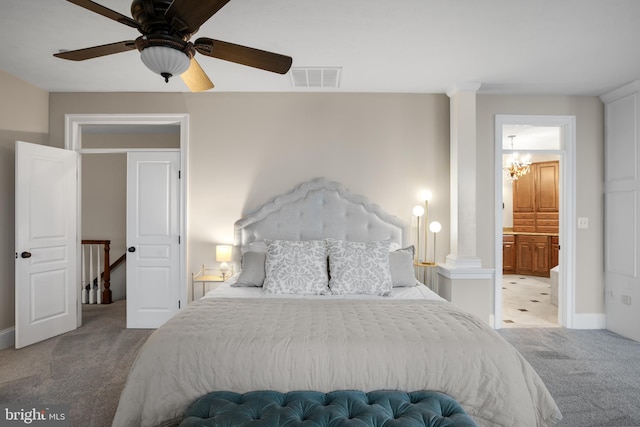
494,115,576,328
65,114,189,328
502,146,561,327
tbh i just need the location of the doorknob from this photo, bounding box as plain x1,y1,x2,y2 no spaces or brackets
128,247,136,253
21,251,32,258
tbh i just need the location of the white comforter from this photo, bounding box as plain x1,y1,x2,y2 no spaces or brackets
112,297,561,427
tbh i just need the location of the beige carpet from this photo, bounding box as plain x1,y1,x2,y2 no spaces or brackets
0,300,152,427
3,296,639,427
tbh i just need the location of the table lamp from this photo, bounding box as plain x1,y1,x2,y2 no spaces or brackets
216,245,232,280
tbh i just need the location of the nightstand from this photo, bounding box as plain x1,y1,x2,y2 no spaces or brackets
191,264,232,300
414,261,437,292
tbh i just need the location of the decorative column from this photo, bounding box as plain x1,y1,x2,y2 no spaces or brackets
437,82,494,326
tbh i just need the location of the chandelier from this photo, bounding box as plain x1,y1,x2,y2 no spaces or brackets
504,135,531,180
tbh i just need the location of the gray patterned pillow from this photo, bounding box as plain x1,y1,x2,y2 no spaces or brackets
326,239,393,296
263,240,329,295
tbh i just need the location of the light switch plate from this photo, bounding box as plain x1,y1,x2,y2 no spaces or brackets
578,217,588,229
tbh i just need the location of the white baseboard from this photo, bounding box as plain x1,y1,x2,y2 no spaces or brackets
0,327,15,350
572,313,606,329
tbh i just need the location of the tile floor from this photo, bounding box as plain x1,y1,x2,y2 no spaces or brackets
502,274,559,328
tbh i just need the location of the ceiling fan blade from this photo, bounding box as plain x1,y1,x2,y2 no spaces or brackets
65,0,140,29
54,41,137,61
181,58,214,92
194,38,292,74
165,0,231,34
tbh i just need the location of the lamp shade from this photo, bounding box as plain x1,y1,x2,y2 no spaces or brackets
412,205,425,217
420,190,433,202
140,46,190,79
429,221,442,233
215,245,232,263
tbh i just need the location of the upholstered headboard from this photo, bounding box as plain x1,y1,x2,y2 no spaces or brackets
234,178,409,251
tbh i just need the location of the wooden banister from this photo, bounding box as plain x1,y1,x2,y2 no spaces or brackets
81,240,112,304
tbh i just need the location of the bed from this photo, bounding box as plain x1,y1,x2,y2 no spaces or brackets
112,177,561,427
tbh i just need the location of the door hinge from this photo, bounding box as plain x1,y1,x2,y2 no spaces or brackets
178,170,181,179
558,245,561,250
178,300,181,309
178,235,181,244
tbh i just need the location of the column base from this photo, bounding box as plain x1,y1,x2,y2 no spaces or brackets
436,262,495,327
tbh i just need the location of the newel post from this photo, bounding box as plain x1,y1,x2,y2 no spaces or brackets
102,241,112,304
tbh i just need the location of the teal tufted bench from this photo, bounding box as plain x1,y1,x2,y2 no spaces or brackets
179,390,478,427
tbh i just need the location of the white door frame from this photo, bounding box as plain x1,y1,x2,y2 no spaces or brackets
65,113,189,326
494,114,576,328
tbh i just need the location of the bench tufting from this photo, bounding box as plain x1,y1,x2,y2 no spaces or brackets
179,390,478,427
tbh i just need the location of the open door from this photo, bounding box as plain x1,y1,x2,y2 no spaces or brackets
126,152,181,328
15,141,78,348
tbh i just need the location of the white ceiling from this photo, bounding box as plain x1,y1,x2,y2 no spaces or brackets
1,0,639,95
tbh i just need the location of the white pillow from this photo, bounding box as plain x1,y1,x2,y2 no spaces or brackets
263,240,329,295
233,251,266,287
389,246,418,287
326,239,393,296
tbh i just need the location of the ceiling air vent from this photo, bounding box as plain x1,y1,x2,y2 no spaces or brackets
291,67,342,89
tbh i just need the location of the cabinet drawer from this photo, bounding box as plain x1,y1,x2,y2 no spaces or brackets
514,220,535,226
517,235,549,244
514,212,536,220
503,234,515,243
536,216,558,233
537,226,558,233
513,225,536,233
537,212,559,219
537,218,559,226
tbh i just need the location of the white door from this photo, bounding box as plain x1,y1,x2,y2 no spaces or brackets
15,141,78,348
126,152,181,328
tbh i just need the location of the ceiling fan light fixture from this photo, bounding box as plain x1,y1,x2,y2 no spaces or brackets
140,46,191,82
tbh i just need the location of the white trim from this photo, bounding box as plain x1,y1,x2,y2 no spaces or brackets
79,148,180,154
599,80,640,104
65,113,190,320
446,82,482,97
494,114,577,329
443,254,483,269
436,265,494,280
0,327,15,350
572,313,606,329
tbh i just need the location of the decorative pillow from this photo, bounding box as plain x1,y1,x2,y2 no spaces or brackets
241,241,267,254
263,240,329,295
389,246,418,287
326,239,393,296
233,251,266,287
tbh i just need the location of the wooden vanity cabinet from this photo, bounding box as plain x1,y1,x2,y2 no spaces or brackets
517,235,550,277
503,235,516,274
512,171,536,232
550,236,559,269
504,234,557,278
513,161,559,234
506,161,559,278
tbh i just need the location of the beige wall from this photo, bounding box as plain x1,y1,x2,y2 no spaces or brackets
49,92,452,294
1,88,605,336
477,95,605,316
0,71,49,333
0,69,49,133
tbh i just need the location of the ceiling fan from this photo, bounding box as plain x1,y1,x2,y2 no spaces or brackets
54,0,293,91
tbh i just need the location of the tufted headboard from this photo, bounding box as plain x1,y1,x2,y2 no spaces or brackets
234,178,409,251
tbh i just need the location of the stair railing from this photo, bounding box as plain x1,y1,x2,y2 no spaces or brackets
81,240,112,304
